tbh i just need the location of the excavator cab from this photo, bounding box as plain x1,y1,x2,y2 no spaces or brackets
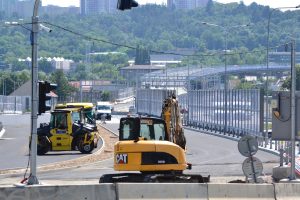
114,116,188,173
119,117,167,141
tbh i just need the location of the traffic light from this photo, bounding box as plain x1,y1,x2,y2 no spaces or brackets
117,0,138,10
38,81,57,115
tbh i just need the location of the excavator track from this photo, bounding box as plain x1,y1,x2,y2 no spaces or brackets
99,173,210,183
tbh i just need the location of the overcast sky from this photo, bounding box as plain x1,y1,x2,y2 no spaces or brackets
42,0,300,9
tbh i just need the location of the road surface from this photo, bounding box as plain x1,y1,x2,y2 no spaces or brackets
0,113,103,170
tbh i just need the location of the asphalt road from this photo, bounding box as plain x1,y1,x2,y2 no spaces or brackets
0,113,103,170
19,116,279,181
0,113,279,183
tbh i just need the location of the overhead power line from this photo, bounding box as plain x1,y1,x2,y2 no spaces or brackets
4,21,295,59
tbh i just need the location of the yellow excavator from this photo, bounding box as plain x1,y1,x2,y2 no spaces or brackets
100,94,209,183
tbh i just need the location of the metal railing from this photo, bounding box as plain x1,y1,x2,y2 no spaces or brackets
0,95,25,114
136,89,175,117
136,88,289,155
181,89,264,136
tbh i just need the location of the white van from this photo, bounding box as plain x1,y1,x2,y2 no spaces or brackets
96,101,113,120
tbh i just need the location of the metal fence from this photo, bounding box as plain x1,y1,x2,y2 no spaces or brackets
136,88,292,155
180,89,264,136
136,89,263,136
136,89,175,117
0,95,26,114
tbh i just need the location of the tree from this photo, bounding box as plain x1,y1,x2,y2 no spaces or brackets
281,65,300,90
206,0,214,14
135,45,150,65
101,91,111,101
50,70,77,102
39,58,54,73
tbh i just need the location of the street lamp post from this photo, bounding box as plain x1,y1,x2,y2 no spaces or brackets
290,39,296,180
202,22,250,133
27,0,40,185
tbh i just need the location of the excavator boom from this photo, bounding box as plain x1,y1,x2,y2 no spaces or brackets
161,94,186,150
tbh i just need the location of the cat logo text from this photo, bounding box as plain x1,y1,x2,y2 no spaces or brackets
116,154,128,164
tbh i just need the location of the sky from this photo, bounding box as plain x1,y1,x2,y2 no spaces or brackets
42,0,300,8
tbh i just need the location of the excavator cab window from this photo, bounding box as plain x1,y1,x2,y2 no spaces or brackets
119,117,167,141
140,124,152,140
119,117,140,140
153,123,165,140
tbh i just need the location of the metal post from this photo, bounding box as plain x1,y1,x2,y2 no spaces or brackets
224,29,228,134
187,65,190,125
265,9,272,148
2,78,4,96
80,80,83,102
28,0,40,185
290,39,296,180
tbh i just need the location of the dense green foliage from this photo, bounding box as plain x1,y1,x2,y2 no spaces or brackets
0,2,299,65
135,46,150,65
0,1,299,94
50,70,78,101
281,65,300,90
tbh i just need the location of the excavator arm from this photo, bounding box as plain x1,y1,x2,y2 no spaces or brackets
161,94,186,150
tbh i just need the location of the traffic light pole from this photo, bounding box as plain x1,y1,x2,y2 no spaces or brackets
27,0,40,185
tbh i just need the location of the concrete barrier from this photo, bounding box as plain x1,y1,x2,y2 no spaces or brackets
117,183,208,199
0,184,116,200
3,182,300,200
275,183,300,200
208,183,275,200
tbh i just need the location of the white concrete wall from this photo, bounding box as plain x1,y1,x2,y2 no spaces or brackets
208,183,275,200
0,184,116,200
117,183,208,199
1,183,300,200
275,183,300,200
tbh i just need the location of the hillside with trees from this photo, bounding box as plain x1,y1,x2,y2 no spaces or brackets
0,1,299,94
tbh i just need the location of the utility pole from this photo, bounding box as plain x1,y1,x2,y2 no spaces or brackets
290,39,296,180
27,0,40,185
224,29,228,133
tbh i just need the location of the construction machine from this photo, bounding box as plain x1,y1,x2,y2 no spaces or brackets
37,106,98,155
99,94,210,183
55,102,96,127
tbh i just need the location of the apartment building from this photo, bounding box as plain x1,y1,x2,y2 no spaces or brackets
80,0,118,15
167,0,208,9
